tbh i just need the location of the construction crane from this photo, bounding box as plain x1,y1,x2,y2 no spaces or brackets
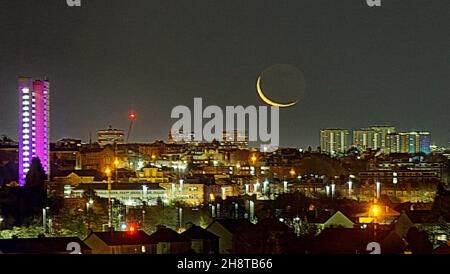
126,111,136,143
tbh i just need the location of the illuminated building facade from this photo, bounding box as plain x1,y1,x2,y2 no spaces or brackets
18,77,50,186
320,129,349,155
220,130,249,149
353,128,376,151
353,125,396,152
370,125,396,151
387,131,431,155
97,126,124,146
168,129,196,144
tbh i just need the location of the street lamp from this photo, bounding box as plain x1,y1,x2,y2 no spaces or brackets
371,204,380,217
250,155,257,177
86,199,93,229
289,169,296,177
179,179,184,192
254,181,260,194
263,180,269,196
142,185,148,202
376,181,381,200
283,180,288,193
370,204,380,241
105,167,112,229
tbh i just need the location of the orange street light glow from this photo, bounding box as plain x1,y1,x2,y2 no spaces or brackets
289,169,296,176
371,205,380,216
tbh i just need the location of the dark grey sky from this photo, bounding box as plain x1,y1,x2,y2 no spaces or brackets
0,0,449,148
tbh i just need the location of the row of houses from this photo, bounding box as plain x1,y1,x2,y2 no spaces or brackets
0,220,277,254
2,207,450,254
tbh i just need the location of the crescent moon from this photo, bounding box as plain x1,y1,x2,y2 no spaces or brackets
256,76,298,108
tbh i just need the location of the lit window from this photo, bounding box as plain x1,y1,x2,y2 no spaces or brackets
23,112,30,116
437,234,447,241
22,88,29,93
23,163,30,167
23,123,29,128
23,106,29,111
23,95,30,100
23,118,29,122
23,135,29,139
23,146,29,150
23,101,30,105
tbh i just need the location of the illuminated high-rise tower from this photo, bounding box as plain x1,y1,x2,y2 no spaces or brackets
18,77,50,186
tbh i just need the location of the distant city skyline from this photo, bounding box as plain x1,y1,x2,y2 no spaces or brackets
0,0,449,148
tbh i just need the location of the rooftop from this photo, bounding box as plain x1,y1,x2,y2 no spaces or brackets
182,225,219,240
89,231,155,245
0,237,91,254
74,183,165,191
148,227,190,243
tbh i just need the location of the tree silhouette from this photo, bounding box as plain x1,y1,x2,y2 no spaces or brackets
25,157,47,187
17,157,48,225
406,227,433,254
431,183,450,221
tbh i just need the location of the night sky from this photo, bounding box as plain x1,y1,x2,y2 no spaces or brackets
0,0,449,148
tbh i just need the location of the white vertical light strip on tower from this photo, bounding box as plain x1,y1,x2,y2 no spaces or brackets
22,87,31,175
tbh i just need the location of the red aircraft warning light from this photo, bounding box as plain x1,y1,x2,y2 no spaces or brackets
127,224,137,234
127,111,137,143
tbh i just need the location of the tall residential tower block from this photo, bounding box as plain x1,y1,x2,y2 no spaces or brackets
18,77,50,186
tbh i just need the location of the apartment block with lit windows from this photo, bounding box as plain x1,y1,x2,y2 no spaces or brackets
320,129,349,155
18,77,50,186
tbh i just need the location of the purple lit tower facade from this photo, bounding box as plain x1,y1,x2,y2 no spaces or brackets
18,77,50,186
